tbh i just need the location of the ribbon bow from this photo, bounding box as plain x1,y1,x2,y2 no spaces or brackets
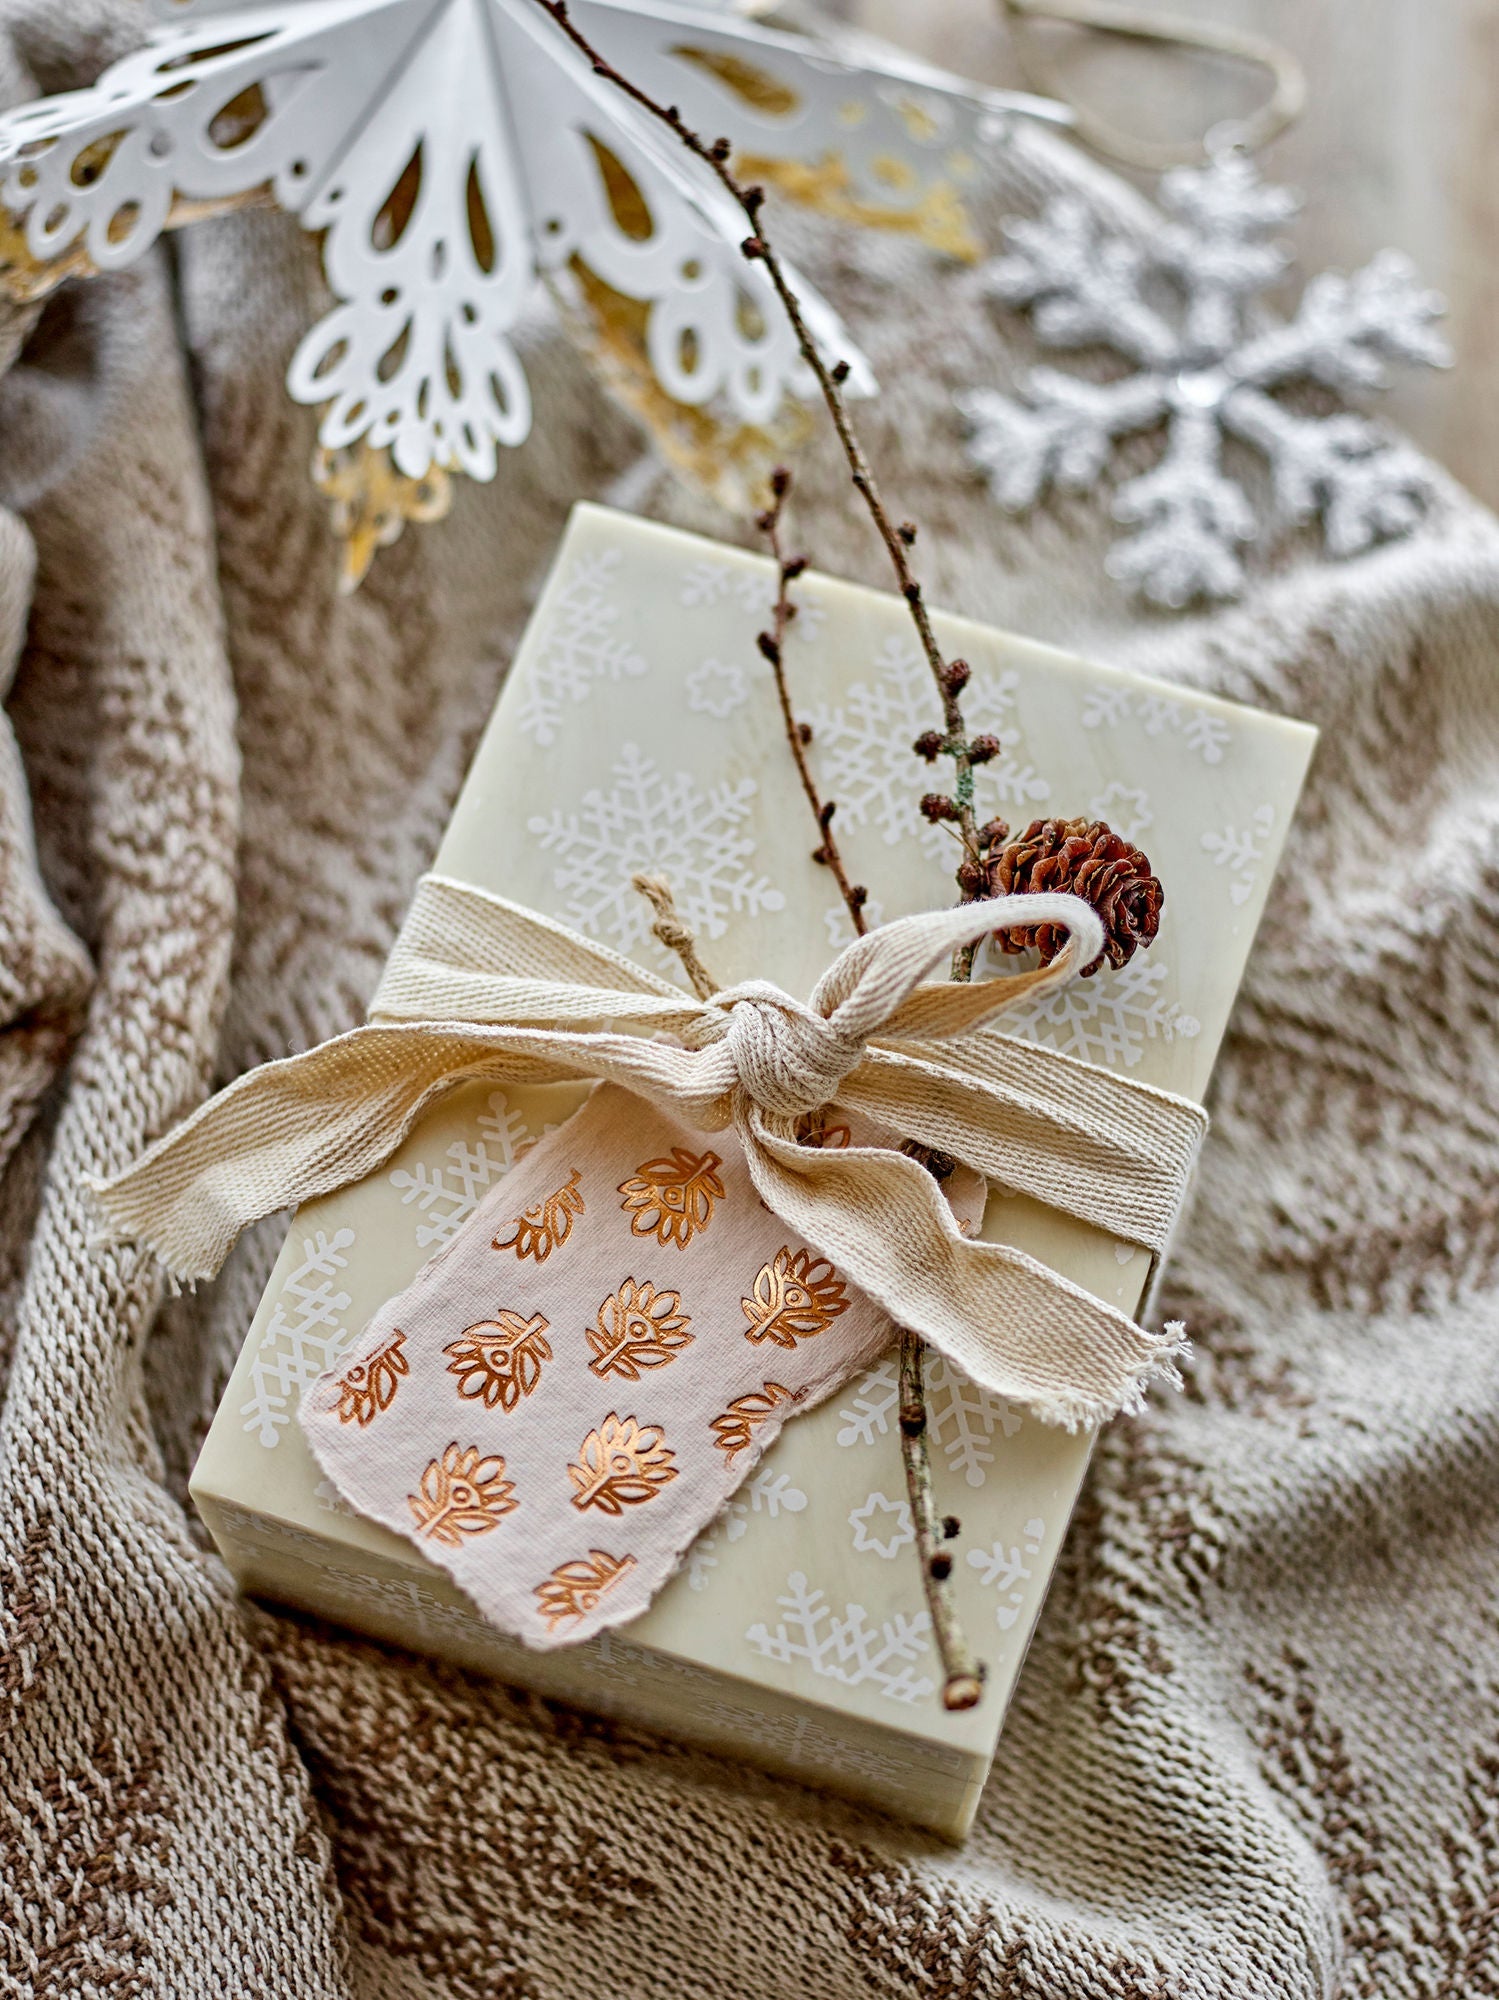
89,874,1208,1428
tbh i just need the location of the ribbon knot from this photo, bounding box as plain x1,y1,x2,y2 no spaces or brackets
717,981,868,1119
85,873,1210,1430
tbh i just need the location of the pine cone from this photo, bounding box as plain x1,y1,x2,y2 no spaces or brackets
988,817,1163,976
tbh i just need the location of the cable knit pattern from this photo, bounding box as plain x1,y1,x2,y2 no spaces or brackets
3,8,1499,1997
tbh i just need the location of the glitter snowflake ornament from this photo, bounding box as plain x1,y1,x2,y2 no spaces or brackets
0,0,1013,585
959,152,1452,607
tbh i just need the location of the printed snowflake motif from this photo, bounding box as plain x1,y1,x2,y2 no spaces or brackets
1081,684,1232,764
1201,803,1275,906
679,560,826,642
388,1091,531,1249
967,1517,1046,1631
746,1571,934,1704
686,1466,807,1592
1088,780,1153,844
516,549,647,747
848,1491,914,1561
243,1228,358,1448
809,636,1049,863
835,1354,1023,1489
685,655,748,719
960,153,1451,606
823,892,886,950
1002,954,1201,1069
528,741,785,974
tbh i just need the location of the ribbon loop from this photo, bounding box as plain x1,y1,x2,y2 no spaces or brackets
86,873,1208,1429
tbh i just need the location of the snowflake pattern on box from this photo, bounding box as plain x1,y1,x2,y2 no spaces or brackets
685,656,748,720
680,560,826,644
388,1091,530,1249
967,1517,1046,1631
515,549,647,748
1002,953,1201,1069
527,742,785,973
243,1228,358,1448
836,1354,1023,1489
746,1571,934,1705
959,153,1451,606
1088,780,1153,844
809,637,1049,863
686,1466,807,1593
848,1490,914,1560
1201,803,1275,906
1081,684,1232,765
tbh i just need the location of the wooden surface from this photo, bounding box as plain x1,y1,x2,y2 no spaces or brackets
838,0,1499,510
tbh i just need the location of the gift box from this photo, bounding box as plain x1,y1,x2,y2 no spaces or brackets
190,502,1314,1836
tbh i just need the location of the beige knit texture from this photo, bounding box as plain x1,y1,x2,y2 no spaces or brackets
3,8,1499,1996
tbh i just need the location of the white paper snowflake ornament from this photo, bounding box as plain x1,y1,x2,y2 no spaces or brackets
0,0,1017,587
958,152,1452,608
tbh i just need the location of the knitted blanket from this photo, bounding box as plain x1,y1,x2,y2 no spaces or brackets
4,8,1499,1996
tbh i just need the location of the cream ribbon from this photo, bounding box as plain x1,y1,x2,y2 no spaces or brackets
88,874,1208,1428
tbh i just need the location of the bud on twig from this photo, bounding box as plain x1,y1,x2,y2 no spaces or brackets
912,730,944,763
968,733,1002,765
920,793,961,824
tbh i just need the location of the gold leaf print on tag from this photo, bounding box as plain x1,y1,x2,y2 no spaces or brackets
709,1380,798,1461
443,1310,552,1411
494,1168,585,1263
568,1413,677,1515
741,1248,850,1348
408,1443,517,1546
618,1147,724,1248
534,1550,637,1632
587,1278,693,1381
335,1329,409,1427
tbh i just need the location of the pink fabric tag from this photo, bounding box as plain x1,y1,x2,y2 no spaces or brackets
301,1083,978,1647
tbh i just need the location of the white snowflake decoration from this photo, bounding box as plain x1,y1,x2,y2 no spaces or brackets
809,636,1049,863
527,740,785,970
966,1517,1045,1631
746,1570,934,1704
847,1490,913,1560
516,547,647,746
1080,683,1232,765
1002,953,1200,1069
387,1089,530,1247
679,559,826,642
836,1353,1023,1489
685,655,748,719
1201,803,1275,907
0,1,904,484
242,1227,358,1447
1087,780,1152,844
959,153,1451,606
686,1465,807,1591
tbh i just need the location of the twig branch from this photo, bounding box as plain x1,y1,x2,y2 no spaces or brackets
756,470,868,939
536,0,986,1709
531,0,982,903
900,1331,983,1707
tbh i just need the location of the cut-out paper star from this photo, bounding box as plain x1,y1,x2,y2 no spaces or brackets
0,0,1020,584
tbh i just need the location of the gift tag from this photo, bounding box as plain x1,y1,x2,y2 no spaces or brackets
302,1083,981,1647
